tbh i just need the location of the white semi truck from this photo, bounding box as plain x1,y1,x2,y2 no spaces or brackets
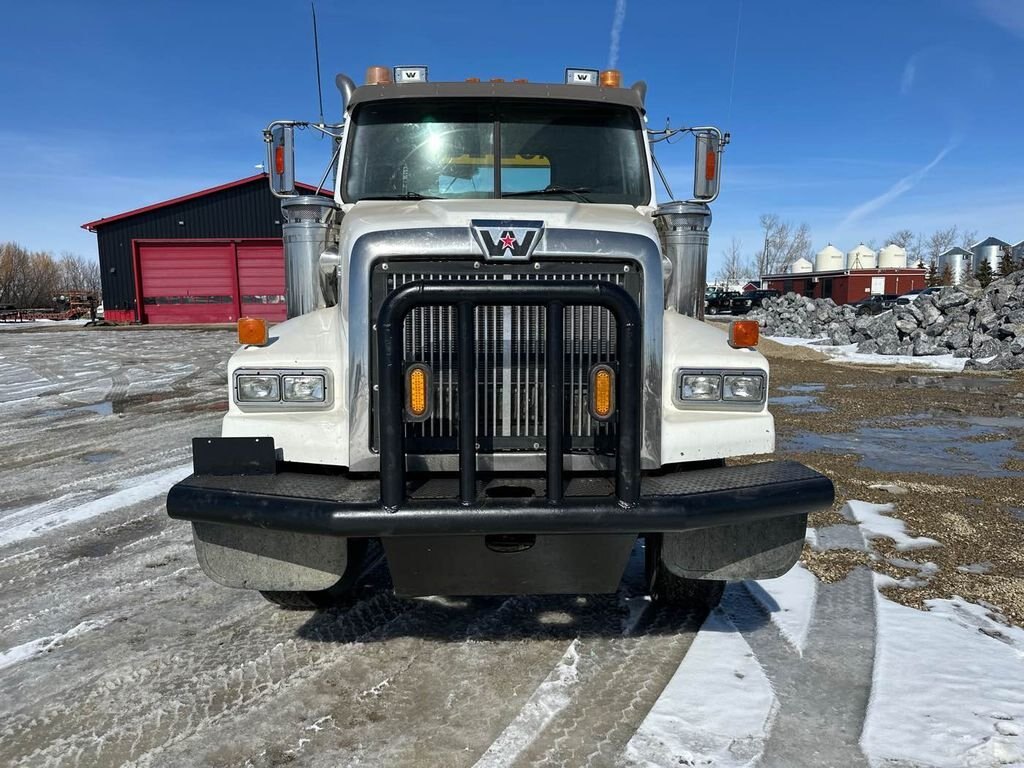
167,65,833,609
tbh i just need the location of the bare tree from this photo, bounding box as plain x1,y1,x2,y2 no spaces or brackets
755,214,813,276
959,229,978,251
714,237,746,286
56,252,102,297
886,229,915,249
927,226,959,262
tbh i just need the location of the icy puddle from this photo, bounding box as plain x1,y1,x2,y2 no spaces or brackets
783,414,1024,477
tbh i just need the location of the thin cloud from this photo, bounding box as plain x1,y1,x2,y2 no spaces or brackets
838,139,958,230
974,0,1024,38
900,55,917,95
607,0,627,70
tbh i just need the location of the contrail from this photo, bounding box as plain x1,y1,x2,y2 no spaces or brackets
607,0,627,70
838,138,958,230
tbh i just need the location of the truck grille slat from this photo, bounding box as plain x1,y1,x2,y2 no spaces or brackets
371,261,640,453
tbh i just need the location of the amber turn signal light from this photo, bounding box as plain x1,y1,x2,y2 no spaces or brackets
405,364,432,421
599,69,622,87
237,317,268,346
589,364,616,420
728,320,760,349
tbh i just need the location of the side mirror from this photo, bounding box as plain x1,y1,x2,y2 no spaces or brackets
693,130,723,202
266,123,296,197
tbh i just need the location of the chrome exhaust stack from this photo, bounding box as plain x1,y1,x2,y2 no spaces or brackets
280,196,340,317
654,201,712,319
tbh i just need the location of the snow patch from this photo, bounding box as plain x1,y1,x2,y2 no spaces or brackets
862,578,1024,767
844,499,940,551
624,605,776,767
0,619,107,671
748,563,817,654
472,640,581,767
768,336,970,371
0,463,190,547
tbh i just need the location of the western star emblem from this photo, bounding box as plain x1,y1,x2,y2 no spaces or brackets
471,219,544,261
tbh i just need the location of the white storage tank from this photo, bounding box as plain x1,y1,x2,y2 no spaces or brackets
846,243,877,270
877,243,908,269
814,244,845,272
939,247,973,285
789,257,813,274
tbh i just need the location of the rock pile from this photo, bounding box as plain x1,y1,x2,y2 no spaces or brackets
745,270,1024,370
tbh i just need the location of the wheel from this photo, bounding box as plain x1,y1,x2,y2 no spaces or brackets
260,539,374,610
707,305,718,315
645,535,725,610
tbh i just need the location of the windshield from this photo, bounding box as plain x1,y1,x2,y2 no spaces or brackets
343,99,649,205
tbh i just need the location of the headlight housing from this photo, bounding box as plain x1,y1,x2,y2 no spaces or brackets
723,374,764,402
674,369,766,409
236,374,280,402
233,369,332,410
282,374,326,402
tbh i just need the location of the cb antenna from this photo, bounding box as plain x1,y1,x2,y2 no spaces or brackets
311,2,325,130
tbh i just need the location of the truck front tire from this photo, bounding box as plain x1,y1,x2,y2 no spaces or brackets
646,534,725,610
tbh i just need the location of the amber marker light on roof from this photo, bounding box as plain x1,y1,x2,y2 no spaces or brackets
729,320,760,349
599,69,622,87
237,317,268,346
365,65,392,85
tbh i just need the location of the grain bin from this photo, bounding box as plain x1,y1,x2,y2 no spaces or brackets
877,244,908,269
846,243,876,270
789,257,813,274
814,244,844,272
971,237,1009,275
939,247,973,285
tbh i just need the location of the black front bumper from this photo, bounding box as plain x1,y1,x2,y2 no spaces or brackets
169,281,833,537
167,450,833,537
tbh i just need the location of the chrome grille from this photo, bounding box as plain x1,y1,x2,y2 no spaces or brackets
370,261,642,453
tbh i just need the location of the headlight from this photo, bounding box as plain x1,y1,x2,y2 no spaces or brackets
723,374,764,401
282,374,326,402
679,374,722,400
237,374,280,402
233,368,332,409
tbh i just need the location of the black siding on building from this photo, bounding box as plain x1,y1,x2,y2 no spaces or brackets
92,179,294,315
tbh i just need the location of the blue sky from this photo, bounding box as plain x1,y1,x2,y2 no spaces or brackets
2,0,1022,274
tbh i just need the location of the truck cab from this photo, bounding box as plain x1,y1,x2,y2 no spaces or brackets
167,65,833,608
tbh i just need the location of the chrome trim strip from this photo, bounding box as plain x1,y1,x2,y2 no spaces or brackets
345,227,664,471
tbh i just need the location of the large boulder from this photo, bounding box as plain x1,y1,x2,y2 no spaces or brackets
913,335,943,356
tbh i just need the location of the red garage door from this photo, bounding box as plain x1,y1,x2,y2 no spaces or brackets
135,240,285,324
237,242,287,322
138,243,236,324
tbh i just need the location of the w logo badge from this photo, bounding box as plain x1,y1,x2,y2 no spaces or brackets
471,220,544,261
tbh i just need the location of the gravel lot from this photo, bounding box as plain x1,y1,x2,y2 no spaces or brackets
1,326,1022,767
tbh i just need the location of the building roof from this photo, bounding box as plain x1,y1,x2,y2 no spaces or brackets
761,266,925,280
970,236,1010,249
81,174,327,231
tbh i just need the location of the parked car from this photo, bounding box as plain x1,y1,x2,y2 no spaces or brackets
853,294,899,315
730,289,780,315
705,289,739,314
895,286,942,305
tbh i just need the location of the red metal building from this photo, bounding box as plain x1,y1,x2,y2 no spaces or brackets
82,175,328,324
761,267,926,305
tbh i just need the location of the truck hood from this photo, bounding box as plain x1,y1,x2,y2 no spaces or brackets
338,199,659,248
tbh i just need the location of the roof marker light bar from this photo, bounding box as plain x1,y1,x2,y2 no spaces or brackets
565,68,599,85
394,65,428,83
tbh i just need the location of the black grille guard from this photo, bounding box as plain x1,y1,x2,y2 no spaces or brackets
376,280,643,509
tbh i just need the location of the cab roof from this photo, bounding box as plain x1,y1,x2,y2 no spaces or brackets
347,80,647,112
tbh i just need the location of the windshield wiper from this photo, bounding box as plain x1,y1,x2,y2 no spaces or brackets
503,186,592,203
358,192,441,201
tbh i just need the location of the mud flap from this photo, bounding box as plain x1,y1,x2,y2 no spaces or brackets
192,522,349,591
660,513,807,581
